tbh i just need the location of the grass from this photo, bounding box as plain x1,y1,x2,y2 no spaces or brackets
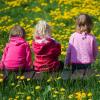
0,0,100,100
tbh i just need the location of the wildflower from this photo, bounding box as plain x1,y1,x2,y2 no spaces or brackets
8,98,13,100
52,94,57,98
81,92,86,98
95,74,100,77
15,96,19,99
68,94,74,99
26,96,31,100
0,73,3,77
60,88,65,92
87,92,92,97
20,75,25,80
54,90,59,94
35,86,41,90
51,88,55,91
56,76,61,80
16,75,20,79
0,78,3,83
47,77,52,82
27,78,31,81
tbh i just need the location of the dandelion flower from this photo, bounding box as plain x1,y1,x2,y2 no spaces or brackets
60,88,65,92
35,86,41,90
87,92,92,97
0,78,3,83
26,96,31,100
20,75,25,80
68,94,74,99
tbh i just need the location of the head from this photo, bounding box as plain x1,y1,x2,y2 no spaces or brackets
34,20,51,40
76,14,93,33
9,25,26,38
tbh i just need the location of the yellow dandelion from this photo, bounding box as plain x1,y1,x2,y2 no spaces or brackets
16,75,20,79
56,76,61,80
0,78,3,83
26,96,31,100
20,75,25,80
52,94,57,98
87,92,92,97
96,74,100,77
47,77,52,82
51,88,55,91
68,94,74,99
54,90,59,94
35,86,41,90
60,88,65,92
15,96,19,99
0,73,3,77
81,92,86,98
27,78,31,81
8,98,13,100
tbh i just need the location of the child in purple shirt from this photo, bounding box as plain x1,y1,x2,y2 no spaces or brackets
65,14,98,74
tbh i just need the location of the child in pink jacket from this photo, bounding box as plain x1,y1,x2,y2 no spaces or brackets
65,14,98,74
0,25,32,71
32,20,63,72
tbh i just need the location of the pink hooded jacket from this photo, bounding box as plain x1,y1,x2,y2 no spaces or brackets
0,37,32,71
32,38,61,72
66,32,98,64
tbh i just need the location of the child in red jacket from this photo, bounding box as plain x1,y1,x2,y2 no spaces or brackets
32,20,63,72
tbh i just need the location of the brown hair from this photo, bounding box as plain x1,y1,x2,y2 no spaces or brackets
76,14,93,33
9,25,26,38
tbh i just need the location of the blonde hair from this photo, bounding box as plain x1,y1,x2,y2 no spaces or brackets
76,14,93,33
9,25,26,38
34,20,51,39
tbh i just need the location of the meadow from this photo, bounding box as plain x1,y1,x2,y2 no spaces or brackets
0,0,100,100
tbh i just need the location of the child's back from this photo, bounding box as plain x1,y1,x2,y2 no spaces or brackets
65,14,98,74
67,32,97,64
32,20,63,72
0,25,32,71
33,37,61,72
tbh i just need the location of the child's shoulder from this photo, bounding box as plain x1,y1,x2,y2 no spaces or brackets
87,33,96,39
70,32,77,38
50,38,60,45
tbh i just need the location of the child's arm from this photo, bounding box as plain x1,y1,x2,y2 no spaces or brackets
25,43,32,71
64,34,74,68
93,36,98,60
0,44,9,70
64,45,71,68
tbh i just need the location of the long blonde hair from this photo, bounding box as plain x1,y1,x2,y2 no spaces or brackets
34,20,51,40
76,14,93,33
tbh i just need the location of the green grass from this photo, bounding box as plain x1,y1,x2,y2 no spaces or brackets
0,0,100,100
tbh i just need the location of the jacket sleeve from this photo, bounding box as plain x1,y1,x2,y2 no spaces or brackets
65,35,74,64
0,44,9,70
25,43,32,71
50,41,61,57
93,36,98,60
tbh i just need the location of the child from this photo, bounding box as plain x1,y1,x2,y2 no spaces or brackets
32,20,63,72
65,14,98,75
0,25,32,72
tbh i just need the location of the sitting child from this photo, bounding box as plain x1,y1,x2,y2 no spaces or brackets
65,14,98,77
0,25,32,73
32,20,63,73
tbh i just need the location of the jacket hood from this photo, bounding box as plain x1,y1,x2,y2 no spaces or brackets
9,37,26,46
32,38,54,54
